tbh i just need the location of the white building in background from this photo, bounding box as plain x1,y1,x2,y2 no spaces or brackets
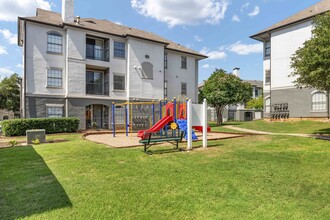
251,0,330,119
18,0,207,129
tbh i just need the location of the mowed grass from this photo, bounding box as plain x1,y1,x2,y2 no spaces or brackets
1,134,330,219
224,120,330,134
209,122,248,134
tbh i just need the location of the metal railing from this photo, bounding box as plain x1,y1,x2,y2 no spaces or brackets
86,44,104,61
86,83,104,95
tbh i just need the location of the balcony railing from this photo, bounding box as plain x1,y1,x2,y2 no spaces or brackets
86,44,105,61
86,83,104,95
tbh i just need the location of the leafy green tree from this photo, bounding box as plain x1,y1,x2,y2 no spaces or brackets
0,73,21,112
201,69,252,125
290,12,330,119
246,96,263,110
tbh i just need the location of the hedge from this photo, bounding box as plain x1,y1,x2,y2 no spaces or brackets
0,118,80,136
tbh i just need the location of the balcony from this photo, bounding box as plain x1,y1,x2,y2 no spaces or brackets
86,83,104,95
86,37,109,62
86,44,105,61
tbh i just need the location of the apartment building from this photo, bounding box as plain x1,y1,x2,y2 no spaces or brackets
18,0,207,129
251,0,330,119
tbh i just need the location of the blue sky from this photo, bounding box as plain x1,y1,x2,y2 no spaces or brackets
0,0,321,82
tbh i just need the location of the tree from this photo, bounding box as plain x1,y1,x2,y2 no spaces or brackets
290,12,330,119
201,69,252,125
0,73,21,112
246,96,263,110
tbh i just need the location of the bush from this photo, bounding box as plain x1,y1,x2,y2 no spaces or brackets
1,118,80,136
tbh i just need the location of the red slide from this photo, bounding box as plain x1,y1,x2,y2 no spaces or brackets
137,115,173,139
193,126,211,133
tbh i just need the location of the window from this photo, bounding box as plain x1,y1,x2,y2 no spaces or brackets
47,68,62,87
164,80,168,98
47,106,63,118
113,75,125,90
114,41,125,58
86,71,104,95
181,83,187,95
265,41,271,57
312,92,327,111
164,53,168,69
141,62,153,79
86,37,105,61
265,97,271,113
47,32,62,54
265,70,271,84
181,56,187,69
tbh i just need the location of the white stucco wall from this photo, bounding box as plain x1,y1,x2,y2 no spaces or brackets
271,20,313,89
165,50,197,102
128,38,164,100
25,22,66,96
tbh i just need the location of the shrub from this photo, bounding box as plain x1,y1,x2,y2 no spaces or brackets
8,139,18,147
1,118,80,136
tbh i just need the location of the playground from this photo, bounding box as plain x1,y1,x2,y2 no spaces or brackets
85,131,243,148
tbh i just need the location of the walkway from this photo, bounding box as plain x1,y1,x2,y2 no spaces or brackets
223,125,330,140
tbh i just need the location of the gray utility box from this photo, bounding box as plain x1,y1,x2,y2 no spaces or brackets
26,129,46,144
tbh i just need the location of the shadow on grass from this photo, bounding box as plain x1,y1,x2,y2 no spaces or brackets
209,122,243,127
312,128,330,135
0,146,72,220
146,142,222,154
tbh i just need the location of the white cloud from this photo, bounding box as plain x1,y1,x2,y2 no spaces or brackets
16,63,23,68
0,29,17,44
0,45,8,55
240,2,250,12
200,47,227,60
194,35,203,42
0,67,15,79
131,0,229,27
232,14,240,22
114,21,123,25
202,64,210,68
248,6,260,17
0,0,51,22
228,41,262,55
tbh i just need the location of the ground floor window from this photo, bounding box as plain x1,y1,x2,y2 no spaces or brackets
312,92,327,111
47,106,63,118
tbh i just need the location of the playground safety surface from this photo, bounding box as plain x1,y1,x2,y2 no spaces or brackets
85,132,244,148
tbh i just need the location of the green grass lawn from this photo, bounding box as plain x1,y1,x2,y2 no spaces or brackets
209,122,248,134
1,133,329,219
224,120,330,134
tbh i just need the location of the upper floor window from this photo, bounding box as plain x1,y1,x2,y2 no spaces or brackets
265,41,271,57
113,74,125,91
47,32,62,54
86,37,107,61
86,70,104,95
47,106,63,118
181,56,187,69
164,53,168,69
181,83,187,95
265,70,271,84
47,68,62,87
312,92,327,111
114,41,125,58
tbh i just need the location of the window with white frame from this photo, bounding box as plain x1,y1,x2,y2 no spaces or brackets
113,75,125,90
181,56,187,69
265,97,271,113
47,32,62,54
114,41,125,58
265,41,271,57
181,83,187,95
47,106,63,118
312,92,327,111
47,68,62,87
